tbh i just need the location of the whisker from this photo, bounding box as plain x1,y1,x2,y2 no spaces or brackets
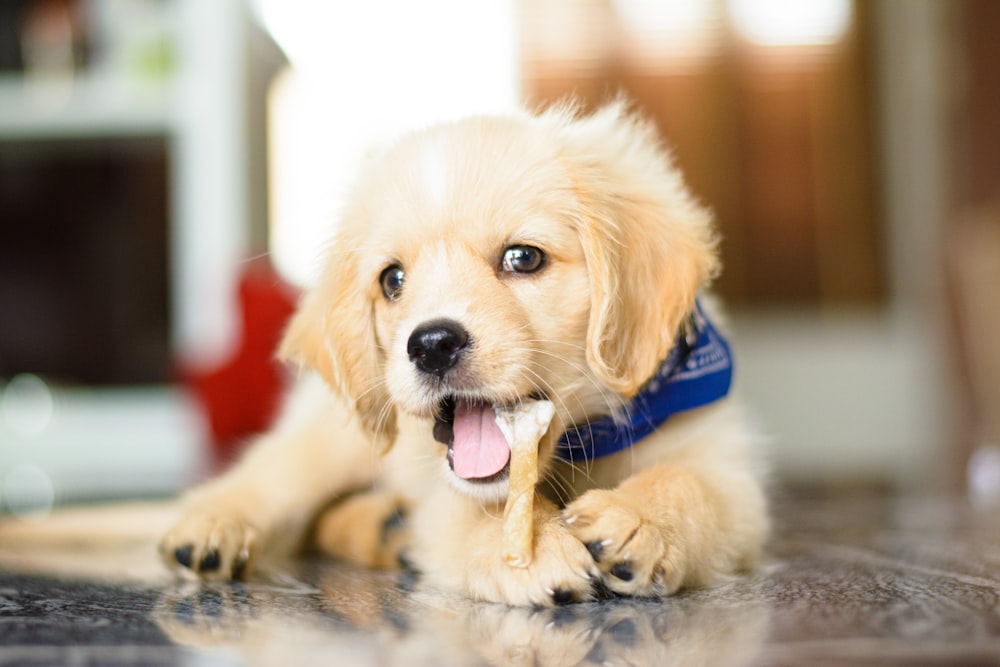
514,339,627,480
542,466,578,508
523,341,623,415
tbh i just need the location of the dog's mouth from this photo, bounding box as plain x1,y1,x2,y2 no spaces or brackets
433,394,543,484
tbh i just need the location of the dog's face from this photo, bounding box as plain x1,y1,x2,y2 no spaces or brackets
280,104,719,501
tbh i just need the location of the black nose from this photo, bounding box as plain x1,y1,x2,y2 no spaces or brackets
407,319,470,378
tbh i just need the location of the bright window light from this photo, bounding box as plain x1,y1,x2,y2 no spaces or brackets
253,0,520,287
614,0,722,62
728,0,852,47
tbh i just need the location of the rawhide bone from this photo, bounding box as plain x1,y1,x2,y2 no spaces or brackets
494,399,555,568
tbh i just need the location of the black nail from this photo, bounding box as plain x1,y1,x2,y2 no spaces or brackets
610,562,634,582
231,556,248,580
199,549,221,572
551,588,577,606
591,577,618,601
585,540,605,562
174,545,194,568
396,549,419,574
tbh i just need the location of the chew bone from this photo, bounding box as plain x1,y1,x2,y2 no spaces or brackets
494,399,555,568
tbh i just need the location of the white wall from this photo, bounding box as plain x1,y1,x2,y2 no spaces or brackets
731,310,953,486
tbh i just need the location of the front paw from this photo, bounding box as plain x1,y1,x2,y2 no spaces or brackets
563,489,685,597
466,515,599,607
159,511,259,581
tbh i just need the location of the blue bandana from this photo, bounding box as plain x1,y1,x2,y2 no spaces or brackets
555,301,733,462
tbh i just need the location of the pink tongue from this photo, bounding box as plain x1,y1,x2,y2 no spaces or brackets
451,400,511,480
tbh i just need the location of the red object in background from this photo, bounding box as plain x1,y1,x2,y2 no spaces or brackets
183,260,299,470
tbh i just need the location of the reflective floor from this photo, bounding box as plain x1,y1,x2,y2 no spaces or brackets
2,492,1000,666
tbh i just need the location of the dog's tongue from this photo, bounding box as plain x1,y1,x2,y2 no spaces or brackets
451,400,510,480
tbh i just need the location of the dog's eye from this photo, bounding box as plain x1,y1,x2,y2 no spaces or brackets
379,264,405,300
501,245,546,274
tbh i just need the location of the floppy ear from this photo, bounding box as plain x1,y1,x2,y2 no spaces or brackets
556,102,720,397
277,245,397,451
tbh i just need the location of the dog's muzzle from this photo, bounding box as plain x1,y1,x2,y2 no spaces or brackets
409,318,514,484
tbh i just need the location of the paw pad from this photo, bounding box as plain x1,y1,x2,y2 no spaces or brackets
199,550,221,572
609,562,634,582
549,587,578,606
173,545,194,568
585,540,606,562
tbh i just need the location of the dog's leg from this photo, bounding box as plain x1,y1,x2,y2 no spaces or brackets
159,376,379,580
561,417,768,597
310,491,410,570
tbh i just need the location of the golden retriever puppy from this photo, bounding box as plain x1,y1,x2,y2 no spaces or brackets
159,101,768,606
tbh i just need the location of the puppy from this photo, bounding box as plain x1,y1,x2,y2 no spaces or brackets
159,101,769,606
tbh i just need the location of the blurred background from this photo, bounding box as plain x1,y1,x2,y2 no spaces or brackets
1,0,998,515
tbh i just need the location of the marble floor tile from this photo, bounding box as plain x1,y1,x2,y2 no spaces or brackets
2,492,1000,666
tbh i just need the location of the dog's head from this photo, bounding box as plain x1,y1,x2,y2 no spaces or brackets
279,102,719,499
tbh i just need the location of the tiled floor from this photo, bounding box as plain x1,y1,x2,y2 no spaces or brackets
2,492,1000,666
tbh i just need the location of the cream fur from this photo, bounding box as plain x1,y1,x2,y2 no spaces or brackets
158,102,769,606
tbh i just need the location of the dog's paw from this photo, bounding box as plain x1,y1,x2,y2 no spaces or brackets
462,515,600,607
159,510,259,581
563,489,685,597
